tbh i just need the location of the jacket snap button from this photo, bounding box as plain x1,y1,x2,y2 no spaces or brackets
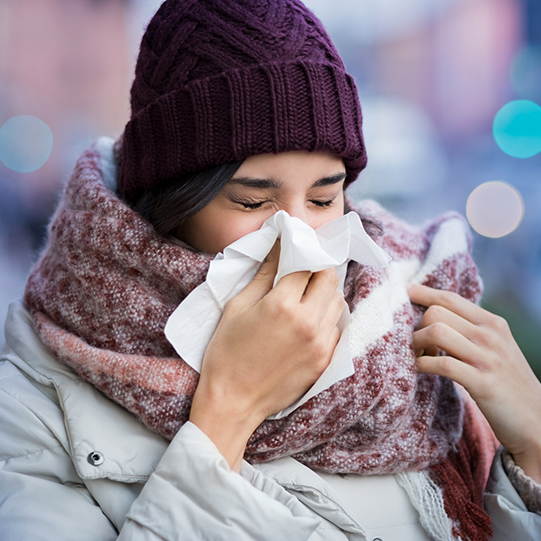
373,538,383,541
87,451,104,466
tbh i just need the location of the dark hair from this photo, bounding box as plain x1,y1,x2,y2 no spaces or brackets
343,199,383,238
130,161,243,239
128,160,383,242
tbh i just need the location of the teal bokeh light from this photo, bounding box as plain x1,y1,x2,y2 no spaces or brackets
493,100,541,158
0,115,54,173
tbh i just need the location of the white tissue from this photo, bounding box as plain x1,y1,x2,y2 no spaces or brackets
165,210,391,418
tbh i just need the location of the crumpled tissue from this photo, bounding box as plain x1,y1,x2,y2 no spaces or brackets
165,210,392,418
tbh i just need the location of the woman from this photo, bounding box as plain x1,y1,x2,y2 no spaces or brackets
1,0,540,539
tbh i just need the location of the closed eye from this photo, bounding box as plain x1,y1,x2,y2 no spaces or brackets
235,198,336,209
310,199,335,208
239,200,265,209
229,196,268,209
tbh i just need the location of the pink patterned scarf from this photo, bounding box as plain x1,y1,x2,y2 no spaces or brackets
25,144,495,539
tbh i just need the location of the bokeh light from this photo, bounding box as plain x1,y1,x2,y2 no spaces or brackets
510,45,541,104
466,181,524,238
492,100,541,158
0,115,53,173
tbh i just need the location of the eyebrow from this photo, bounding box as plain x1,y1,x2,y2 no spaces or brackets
312,172,346,188
229,172,346,189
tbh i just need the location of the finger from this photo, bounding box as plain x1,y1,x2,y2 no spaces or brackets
408,284,486,325
414,345,440,357
234,240,281,307
265,239,280,263
270,269,314,302
416,303,481,344
316,325,342,376
416,353,481,392
302,268,341,315
412,322,481,367
318,290,346,332
327,326,341,359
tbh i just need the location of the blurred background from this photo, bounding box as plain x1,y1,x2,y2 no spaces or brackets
0,0,540,377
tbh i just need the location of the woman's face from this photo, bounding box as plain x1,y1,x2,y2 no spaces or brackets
181,151,346,254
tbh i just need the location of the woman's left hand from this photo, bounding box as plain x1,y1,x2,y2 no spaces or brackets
408,283,541,483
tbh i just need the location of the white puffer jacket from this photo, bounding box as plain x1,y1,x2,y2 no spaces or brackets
1,301,539,540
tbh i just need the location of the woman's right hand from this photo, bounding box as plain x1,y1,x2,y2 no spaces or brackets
189,242,344,471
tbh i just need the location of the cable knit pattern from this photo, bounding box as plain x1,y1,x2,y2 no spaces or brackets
119,0,366,201
503,449,541,515
25,142,496,540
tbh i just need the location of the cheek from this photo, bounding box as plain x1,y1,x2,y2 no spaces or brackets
212,215,263,250
308,197,345,229
186,210,269,254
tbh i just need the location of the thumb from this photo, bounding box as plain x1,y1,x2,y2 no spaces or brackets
235,240,280,307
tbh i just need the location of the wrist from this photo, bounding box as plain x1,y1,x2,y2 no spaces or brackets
189,381,264,472
510,439,541,484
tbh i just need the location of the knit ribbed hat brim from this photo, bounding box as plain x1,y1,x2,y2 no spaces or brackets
120,60,366,201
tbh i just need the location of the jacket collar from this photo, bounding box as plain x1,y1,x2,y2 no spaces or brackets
250,457,366,538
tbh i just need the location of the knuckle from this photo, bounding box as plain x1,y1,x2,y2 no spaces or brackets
224,294,243,313
439,289,461,309
439,355,455,376
297,319,319,342
265,296,294,319
311,338,330,363
427,322,448,341
425,305,445,323
322,268,339,289
476,352,497,373
489,313,510,333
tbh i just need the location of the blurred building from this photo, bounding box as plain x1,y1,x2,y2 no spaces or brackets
0,0,142,340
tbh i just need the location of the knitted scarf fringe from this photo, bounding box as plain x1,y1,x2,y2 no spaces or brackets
396,470,456,541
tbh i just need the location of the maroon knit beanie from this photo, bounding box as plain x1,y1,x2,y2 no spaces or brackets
119,0,367,202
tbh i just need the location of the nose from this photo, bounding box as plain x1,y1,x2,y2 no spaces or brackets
281,202,310,226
